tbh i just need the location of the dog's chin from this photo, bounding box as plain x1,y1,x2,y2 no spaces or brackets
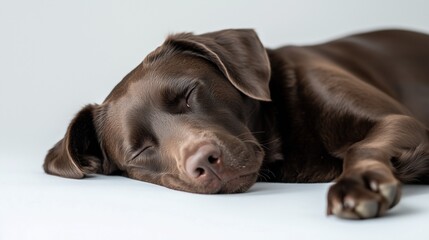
159,170,259,194
188,172,259,194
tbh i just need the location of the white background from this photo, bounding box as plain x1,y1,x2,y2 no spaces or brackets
1,1,429,239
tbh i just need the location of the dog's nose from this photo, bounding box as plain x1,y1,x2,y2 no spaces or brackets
185,144,222,179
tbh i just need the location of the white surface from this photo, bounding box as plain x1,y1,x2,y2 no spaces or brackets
1,158,429,240
1,1,429,239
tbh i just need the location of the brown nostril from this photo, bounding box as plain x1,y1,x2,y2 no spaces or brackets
208,155,219,164
185,144,222,179
196,167,205,177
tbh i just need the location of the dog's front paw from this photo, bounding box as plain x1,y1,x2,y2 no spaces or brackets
327,171,401,219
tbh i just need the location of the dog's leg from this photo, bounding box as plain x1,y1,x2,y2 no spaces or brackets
327,114,429,219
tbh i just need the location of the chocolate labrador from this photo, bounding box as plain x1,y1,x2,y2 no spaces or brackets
44,29,429,219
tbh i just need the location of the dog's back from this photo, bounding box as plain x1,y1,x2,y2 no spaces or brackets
271,29,429,126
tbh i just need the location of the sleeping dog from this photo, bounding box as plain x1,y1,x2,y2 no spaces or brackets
44,29,429,219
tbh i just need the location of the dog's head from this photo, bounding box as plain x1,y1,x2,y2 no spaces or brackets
44,29,272,193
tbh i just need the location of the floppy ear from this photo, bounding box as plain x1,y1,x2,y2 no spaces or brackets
43,104,113,179
165,29,272,101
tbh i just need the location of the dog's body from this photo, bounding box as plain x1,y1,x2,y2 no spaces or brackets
263,30,429,183
44,29,429,219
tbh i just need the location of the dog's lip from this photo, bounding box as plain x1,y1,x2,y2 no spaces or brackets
216,172,258,194
223,171,256,182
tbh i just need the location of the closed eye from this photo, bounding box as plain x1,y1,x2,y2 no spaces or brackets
131,145,153,160
185,86,197,109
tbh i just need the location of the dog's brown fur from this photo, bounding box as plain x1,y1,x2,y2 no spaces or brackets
44,29,429,219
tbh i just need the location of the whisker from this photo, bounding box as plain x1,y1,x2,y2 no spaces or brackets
259,137,282,146
235,131,266,139
258,172,270,182
257,168,276,181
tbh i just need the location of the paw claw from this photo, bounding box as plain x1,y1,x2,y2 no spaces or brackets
355,200,378,218
343,196,356,209
369,180,378,191
379,183,399,207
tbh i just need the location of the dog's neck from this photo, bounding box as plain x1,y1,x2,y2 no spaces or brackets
249,100,284,162
246,49,288,164
248,49,300,179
